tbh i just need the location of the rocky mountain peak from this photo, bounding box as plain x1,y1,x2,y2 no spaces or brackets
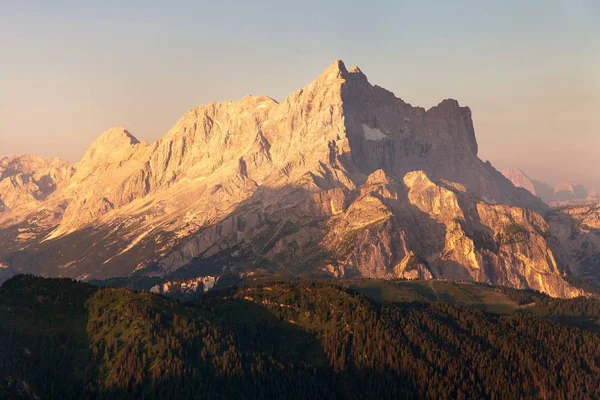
319,59,349,81
86,126,140,150
434,98,461,110
74,126,146,179
78,125,141,166
0,59,582,297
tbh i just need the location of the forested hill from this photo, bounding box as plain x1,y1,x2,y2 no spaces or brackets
1,275,600,399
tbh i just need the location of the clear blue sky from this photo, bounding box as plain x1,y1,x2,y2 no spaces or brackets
1,0,598,187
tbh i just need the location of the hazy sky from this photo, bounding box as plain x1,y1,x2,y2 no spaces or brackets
1,1,598,188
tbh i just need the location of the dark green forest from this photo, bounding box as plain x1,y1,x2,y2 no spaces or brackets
1,275,600,399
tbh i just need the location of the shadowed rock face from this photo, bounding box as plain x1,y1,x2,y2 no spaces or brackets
547,204,600,286
0,60,587,297
339,66,545,211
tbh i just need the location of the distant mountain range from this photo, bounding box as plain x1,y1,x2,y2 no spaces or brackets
502,168,598,206
1,60,599,297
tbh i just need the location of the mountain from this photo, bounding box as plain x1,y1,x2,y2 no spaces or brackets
0,155,73,217
2,275,600,399
502,167,599,206
552,183,598,205
0,60,590,297
500,168,539,196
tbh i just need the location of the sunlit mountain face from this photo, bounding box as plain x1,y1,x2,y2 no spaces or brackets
2,60,598,298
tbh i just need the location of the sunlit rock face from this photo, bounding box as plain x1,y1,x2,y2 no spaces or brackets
0,155,73,213
0,155,74,236
0,60,587,297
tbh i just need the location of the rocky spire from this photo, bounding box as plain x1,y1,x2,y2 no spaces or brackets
318,59,349,81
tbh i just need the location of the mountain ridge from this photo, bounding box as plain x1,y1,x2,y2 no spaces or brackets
502,167,599,206
0,59,594,297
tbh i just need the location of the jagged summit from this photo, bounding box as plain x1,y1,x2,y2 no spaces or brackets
72,126,147,182
310,59,372,89
432,98,462,111
322,59,348,77
81,126,144,163
314,59,371,86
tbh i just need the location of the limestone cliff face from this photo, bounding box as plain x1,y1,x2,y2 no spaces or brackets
0,60,588,297
547,203,600,286
357,171,578,297
156,168,579,297
340,71,545,211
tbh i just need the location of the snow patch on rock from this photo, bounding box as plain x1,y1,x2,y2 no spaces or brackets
362,124,387,141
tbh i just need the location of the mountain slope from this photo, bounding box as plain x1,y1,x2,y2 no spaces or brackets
0,60,587,297
2,276,600,399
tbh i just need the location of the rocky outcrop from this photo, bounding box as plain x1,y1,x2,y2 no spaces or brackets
149,275,219,296
0,60,588,297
